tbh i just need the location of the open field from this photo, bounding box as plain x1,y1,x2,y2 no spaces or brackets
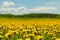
0,18,60,40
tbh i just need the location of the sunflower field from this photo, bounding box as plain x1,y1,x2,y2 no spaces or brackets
0,18,60,40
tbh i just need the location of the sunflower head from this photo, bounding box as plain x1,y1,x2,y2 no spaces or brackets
25,38,31,40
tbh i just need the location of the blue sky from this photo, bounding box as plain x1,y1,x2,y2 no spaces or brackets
0,0,60,15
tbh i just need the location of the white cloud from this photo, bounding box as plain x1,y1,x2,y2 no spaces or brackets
0,6,57,14
1,1,15,7
0,1,27,13
17,6,28,12
0,6,28,15
29,7,57,13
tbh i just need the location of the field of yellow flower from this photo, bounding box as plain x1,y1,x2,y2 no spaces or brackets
0,18,60,40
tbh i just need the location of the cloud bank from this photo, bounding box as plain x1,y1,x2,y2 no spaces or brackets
0,1,57,15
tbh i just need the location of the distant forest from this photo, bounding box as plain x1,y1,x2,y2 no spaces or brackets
0,13,60,18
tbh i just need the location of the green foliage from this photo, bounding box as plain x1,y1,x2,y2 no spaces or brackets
0,13,60,18
56,32,60,38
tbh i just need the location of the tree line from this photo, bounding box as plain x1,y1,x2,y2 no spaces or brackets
0,13,60,18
